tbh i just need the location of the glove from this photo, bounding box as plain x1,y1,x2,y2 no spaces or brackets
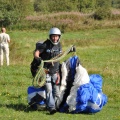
35,57,42,64
72,46,76,52
70,46,76,52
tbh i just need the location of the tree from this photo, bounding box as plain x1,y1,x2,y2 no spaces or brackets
77,0,96,13
34,0,78,12
96,0,111,8
34,0,49,13
111,0,120,8
0,0,34,28
94,0,112,20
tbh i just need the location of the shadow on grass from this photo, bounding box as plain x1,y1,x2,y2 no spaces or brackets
0,103,40,112
0,103,95,115
10,103,35,112
0,103,51,115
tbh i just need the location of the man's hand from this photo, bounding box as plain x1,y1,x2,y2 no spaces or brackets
35,57,42,64
70,46,76,52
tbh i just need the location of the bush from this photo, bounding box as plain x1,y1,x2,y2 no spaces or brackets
0,0,34,27
93,7,112,20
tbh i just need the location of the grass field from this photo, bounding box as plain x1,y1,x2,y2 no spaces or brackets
0,28,120,120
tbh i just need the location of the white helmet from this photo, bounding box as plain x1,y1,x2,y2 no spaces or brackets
49,27,61,45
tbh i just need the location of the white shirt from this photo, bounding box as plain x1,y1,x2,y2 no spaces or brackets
0,33,10,45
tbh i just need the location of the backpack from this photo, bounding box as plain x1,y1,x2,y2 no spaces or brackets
30,41,43,77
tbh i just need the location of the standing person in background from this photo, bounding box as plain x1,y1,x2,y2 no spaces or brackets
0,27,10,66
34,27,62,114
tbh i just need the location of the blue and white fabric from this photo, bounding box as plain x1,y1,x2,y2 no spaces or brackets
27,55,108,113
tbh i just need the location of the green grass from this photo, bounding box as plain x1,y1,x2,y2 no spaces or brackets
0,28,120,120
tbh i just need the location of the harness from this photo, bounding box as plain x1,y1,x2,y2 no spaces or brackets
30,40,61,77
32,45,76,87
40,40,62,74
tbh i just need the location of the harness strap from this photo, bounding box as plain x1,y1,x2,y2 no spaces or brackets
32,45,76,87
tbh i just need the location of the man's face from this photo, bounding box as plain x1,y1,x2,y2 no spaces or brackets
51,34,59,43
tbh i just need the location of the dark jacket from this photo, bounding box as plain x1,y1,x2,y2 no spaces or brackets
37,39,62,74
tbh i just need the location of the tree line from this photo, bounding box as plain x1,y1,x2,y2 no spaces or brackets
0,0,119,28
34,0,119,12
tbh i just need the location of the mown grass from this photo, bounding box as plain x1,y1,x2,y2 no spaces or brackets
0,28,120,120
